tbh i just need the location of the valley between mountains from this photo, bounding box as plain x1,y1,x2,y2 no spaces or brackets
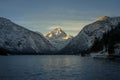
0,16,120,57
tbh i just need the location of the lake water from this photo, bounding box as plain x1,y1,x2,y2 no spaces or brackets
0,55,120,80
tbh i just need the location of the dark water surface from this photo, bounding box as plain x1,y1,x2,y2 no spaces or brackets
0,55,120,80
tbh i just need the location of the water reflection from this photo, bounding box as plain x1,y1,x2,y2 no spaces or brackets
0,55,120,80
40,56,81,72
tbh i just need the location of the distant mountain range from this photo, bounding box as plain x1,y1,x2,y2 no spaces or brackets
0,16,120,56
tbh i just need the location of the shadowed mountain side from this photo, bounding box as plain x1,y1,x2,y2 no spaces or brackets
89,23,120,55
59,16,120,55
0,17,56,55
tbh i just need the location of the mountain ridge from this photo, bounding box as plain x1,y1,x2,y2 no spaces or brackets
0,16,120,55
46,28,73,50
60,16,120,55
0,17,56,55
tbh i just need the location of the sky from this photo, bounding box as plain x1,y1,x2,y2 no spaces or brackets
0,0,120,36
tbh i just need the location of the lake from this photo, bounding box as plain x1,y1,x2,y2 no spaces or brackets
0,55,120,80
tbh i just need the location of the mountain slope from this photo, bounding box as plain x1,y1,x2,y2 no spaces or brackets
60,16,120,55
0,17,56,55
46,28,73,50
90,23,120,55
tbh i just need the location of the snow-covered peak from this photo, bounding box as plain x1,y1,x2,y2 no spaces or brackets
0,17,12,24
53,28,66,36
0,17,10,21
79,16,120,41
46,28,67,39
54,28,62,34
46,28,73,50
63,34,73,40
96,16,110,21
95,16,120,25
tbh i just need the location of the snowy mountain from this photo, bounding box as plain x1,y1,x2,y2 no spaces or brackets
60,16,120,55
46,28,73,50
90,23,120,55
0,17,56,55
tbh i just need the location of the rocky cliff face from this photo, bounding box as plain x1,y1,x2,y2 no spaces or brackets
46,28,73,50
90,23,120,55
60,16,120,55
0,17,56,55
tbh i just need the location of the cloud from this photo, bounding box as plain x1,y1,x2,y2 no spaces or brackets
48,26,82,31
47,20,92,31
46,20,93,36
14,18,93,36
